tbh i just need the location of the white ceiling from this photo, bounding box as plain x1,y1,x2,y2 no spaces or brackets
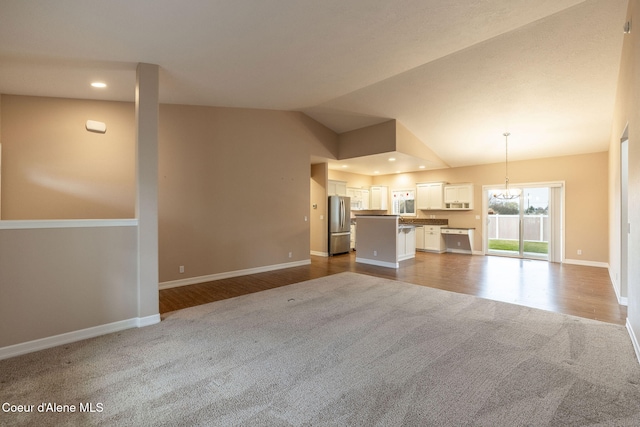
0,0,629,175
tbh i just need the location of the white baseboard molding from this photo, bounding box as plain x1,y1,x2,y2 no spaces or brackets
138,314,161,327
310,250,328,257
446,248,473,255
355,257,398,269
472,250,484,255
159,259,312,290
608,266,628,306
0,315,161,361
563,259,608,268
626,319,640,365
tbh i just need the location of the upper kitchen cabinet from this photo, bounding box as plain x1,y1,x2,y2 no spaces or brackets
347,188,370,210
370,186,388,210
328,180,347,196
443,184,474,210
416,182,444,210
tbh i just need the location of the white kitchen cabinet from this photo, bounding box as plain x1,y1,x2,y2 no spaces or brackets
347,188,370,210
350,224,356,250
370,186,388,210
423,225,446,252
397,226,416,261
443,184,474,210
361,190,370,209
328,180,347,196
415,225,446,252
417,182,444,210
415,226,425,250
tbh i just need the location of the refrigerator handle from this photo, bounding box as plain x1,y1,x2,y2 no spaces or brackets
340,199,344,228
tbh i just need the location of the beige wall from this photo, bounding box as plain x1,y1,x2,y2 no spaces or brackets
328,169,374,189
338,120,396,159
395,121,448,168
158,104,332,283
0,95,136,219
310,163,328,254
610,0,640,338
0,224,138,348
0,96,338,285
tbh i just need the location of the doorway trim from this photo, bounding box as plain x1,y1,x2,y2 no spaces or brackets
619,124,629,305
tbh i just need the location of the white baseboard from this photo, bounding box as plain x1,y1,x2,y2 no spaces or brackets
563,259,608,268
355,257,398,269
137,314,161,327
608,266,628,306
0,315,160,361
626,319,640,365
310,251,328,257
159,259,311,290
446,248,473,255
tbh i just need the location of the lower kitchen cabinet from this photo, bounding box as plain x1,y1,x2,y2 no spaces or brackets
415,226,424,249
397,226,416,261
416,225,446,253
350,224,356,250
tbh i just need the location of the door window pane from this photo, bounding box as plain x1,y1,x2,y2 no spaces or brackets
486,187,549,260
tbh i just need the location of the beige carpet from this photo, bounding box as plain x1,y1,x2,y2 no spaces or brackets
1,272,640,426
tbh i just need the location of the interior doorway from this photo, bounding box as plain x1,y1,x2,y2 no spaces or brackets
484,183,563,262
620,130,629,301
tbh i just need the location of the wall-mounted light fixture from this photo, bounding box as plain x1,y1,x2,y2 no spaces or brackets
86,120,107,134
624,21,632,34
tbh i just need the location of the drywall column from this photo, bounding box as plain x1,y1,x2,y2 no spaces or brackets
136,63,160,322
0,94,3,219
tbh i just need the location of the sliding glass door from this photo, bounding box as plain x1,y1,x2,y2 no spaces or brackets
486,186,550,260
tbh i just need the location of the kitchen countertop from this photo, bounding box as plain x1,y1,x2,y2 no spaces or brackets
352,217,449,225
398,218,449,226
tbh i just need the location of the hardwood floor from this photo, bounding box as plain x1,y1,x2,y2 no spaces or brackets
159,251,627,325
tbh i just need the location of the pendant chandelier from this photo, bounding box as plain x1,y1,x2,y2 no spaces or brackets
493,132,521,200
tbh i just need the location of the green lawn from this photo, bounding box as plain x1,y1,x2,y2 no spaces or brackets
489,239,548,254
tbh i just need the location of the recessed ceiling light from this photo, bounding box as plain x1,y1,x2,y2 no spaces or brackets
388,157,396,162
395,171,401,174
91,82,107,88
341,165,348,168
374,171,380,174
419,165,426,169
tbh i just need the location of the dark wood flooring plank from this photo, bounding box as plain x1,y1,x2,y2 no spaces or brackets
159,252,627,324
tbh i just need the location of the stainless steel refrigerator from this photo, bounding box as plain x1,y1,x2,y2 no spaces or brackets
328,195,351,256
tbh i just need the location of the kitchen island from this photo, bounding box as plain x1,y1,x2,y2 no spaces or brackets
355,215,416,268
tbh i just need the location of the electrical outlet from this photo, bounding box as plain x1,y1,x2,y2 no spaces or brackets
179,265,184,274
374,250,377,256
577,249,582,255
288,252,292,258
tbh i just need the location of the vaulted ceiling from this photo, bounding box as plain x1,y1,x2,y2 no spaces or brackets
0,0,628,175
